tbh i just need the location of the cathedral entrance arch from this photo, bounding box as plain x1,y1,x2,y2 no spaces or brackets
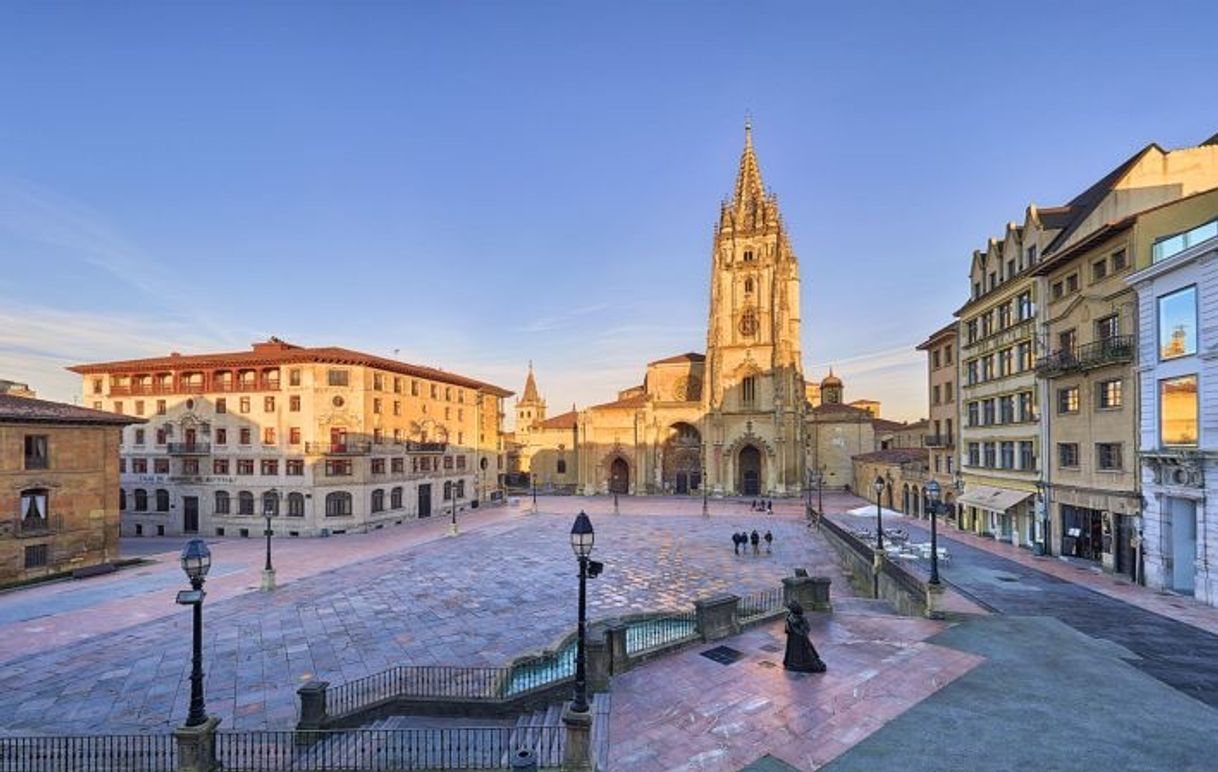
609,458,630,495
663,423,702,495
738,445,762,496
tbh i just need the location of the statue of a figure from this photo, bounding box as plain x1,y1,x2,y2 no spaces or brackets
783,600,826,673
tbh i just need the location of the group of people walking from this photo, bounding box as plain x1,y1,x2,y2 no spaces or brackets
750,499,774,513
733,529,773,555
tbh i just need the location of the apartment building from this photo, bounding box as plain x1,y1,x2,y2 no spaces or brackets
1127,189,1218,604
69,339,512,538
916,322,959,517
1,395,138,586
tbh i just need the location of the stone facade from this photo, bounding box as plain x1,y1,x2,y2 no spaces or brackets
70,340,511,537
917,323,960,516
1127,188,1218,605
0,395,136,586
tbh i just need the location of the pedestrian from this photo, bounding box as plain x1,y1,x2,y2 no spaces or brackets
750,529,760,555
751,499,758,511
764,530,773,554
732,532,742,555
766,500,773,515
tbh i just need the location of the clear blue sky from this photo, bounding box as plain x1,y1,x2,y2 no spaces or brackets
3,1,1217,422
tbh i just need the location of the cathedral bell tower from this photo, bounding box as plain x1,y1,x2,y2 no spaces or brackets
703,121,806,495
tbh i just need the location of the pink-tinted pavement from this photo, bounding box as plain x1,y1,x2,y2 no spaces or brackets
609,606,983,771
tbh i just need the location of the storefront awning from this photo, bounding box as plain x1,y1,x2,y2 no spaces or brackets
958,485,1032,513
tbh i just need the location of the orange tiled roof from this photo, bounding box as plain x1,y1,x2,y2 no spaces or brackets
0,394,142,426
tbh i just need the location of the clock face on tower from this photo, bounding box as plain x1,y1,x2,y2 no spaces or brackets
738,308,758,337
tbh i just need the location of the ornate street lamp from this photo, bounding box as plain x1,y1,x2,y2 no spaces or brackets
569,512,596,714
531,474,538,514
818,464,825,515
450,480,459,537
262,488,278,591
701,444,709,517
176,539,212,727
925,479,942,585
872,475,886,599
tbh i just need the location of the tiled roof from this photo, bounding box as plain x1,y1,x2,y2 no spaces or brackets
539,410,578,430
647,352,706,366
69,340,514,397
810,403,871,419
871,418,910,433
1043,144,1160,256
853,448,927,464
0,394,142,426
589,394,648,411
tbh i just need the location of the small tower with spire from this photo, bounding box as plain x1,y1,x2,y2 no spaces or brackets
516,361,547,436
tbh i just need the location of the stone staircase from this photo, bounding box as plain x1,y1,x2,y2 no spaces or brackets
301,693,610,770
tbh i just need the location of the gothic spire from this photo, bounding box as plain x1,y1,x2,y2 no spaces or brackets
733,117,766,211
522,361,541,403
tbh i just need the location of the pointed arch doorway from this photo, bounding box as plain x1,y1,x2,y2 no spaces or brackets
609,458,630,495
738,445,761,496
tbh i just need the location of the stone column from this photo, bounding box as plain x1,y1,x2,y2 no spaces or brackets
694,594,740,641
561,702,593,771
604,622,629,674
585,633,610,692
174,716,221,772
296,680,329,731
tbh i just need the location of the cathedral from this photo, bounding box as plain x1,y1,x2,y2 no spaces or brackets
509,124,880,497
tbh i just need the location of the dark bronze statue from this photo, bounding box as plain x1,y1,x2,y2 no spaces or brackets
782,600,826,673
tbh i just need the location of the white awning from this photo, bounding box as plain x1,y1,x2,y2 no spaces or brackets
958,485,1032,513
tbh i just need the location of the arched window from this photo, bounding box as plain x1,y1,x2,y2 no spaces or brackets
325,492,352,517
262,491,279,516
155,489,170,512
557,459,567,474
443,481,453,501
214,491,230,515
134,488,148,511
20,488,48,529
744,277,754,293
238,491,254,515
743,250,754,262
287,492,305,517
390,487,403,509
371,489,385,513
119,488,127,511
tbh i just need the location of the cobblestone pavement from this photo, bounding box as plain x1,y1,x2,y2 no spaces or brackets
833,507,1218,709
0,497,846,733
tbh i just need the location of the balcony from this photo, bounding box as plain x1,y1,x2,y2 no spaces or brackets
922,434,954,449
305,441,372,455
1035,335,1134,378
167,442,211,455
405,441,448,453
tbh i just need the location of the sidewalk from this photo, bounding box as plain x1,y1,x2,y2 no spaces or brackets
824,489,1218,638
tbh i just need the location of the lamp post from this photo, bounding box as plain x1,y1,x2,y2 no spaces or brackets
817,464,825,516
531,474,538,514
925,480,941,585
872,475,886,599
569,512,595,714
450,480,460,536
177,539,212,727
953,470,965,530
701,446,709,517
262,488,278,591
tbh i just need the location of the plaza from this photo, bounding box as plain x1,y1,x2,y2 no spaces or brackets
3,494,1218,770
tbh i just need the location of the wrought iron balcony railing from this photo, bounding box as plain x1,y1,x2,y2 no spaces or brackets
305,441,372,455
922,434,955,449
166,442,211,455
1035,335,1134,378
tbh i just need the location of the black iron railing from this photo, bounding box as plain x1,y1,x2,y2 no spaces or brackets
624,612,698,655
167,441,211,455
922,434,954,448
0,733,175,771
304,441,372,456
405,441,447,453
326,666,510,717
738,587,786,621
1035,335,1134,377
216,726,564,771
